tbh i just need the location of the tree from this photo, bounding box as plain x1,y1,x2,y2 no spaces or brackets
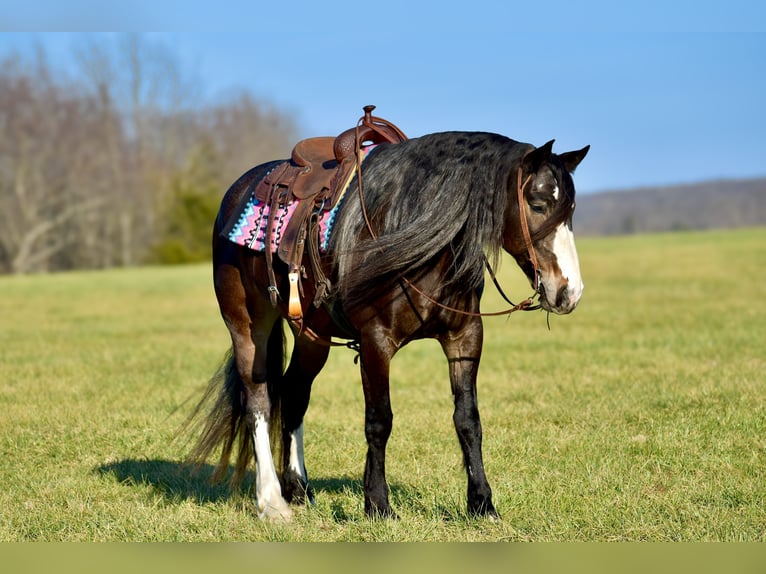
151,141,223,264
0,53,108,273
0,36,299,273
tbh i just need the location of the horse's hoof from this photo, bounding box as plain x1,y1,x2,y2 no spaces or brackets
469,501,501,521
365,504,398,520
257,498,293,522
282,482,314,506
484,509,501,522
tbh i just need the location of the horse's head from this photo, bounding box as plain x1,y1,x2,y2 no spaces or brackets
503,140,590,315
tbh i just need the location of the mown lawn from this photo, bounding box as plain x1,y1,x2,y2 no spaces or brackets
0,228,764,541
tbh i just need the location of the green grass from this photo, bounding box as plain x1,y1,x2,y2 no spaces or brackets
1,228,765,541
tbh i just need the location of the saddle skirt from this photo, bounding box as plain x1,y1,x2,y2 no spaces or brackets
223,144,377,254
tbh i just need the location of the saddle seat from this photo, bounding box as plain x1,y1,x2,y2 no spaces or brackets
254,105,407,206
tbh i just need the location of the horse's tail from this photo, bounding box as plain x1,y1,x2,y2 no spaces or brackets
266,319,286,474
183,319,285,488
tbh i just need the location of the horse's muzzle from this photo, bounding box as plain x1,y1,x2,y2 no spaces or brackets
540,281,583,315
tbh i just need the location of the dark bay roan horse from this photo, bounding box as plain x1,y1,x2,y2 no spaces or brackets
186,109,589,520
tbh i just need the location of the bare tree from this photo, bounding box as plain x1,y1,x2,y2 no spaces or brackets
0,53,107,273
206,92,298,183
0,35,301,273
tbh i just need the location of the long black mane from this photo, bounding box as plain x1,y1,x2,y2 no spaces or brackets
329,132,534,313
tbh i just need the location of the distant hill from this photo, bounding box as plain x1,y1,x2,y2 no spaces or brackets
574,178,766,236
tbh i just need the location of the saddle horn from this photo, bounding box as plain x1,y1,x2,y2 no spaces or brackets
333,105,408,162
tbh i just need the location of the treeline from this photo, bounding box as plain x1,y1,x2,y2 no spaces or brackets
0,36,298,274
575,178,766,236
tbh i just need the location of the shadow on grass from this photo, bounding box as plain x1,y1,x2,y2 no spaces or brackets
96,459,238,504
96,458,369,508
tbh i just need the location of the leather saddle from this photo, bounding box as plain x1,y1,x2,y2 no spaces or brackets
254,105,407,321
254,105,407,205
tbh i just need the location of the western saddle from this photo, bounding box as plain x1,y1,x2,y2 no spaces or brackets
254,105,407,323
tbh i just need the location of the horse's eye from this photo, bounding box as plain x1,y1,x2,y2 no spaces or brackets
529,203,546,214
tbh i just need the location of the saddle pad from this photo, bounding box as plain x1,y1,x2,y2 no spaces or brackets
224,145,376,253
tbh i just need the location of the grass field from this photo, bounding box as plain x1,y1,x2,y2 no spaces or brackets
1,227,764,541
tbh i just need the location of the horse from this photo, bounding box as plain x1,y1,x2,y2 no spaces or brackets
185,127,589,521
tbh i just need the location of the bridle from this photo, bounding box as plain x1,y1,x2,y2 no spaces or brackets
515,154,543,297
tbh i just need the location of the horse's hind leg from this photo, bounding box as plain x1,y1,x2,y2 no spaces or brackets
216,262,292,521
279,335,329,505
439,319,499,519
231,318,293,521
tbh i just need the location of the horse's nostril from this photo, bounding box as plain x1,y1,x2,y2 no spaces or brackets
556,284,569,308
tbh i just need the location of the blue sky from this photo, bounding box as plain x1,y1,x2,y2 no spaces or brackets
1,1,765,193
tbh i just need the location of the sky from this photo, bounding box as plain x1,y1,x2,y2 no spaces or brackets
1,1,765,194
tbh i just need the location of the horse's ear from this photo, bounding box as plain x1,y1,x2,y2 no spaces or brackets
523,140,555,172
559,145,590,173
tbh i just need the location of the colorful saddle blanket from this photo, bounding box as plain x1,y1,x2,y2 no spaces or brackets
225,145,376,253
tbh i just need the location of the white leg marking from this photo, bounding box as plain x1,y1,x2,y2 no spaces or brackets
253,414,292,521
552,222,584,306
288,423,307,483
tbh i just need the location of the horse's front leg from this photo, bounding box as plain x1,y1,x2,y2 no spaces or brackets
359,330,396,518
439,318,499,519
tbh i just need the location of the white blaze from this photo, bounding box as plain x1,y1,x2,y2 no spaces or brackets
552,221,583,305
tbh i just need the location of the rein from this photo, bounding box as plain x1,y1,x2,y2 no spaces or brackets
357,144,542,318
